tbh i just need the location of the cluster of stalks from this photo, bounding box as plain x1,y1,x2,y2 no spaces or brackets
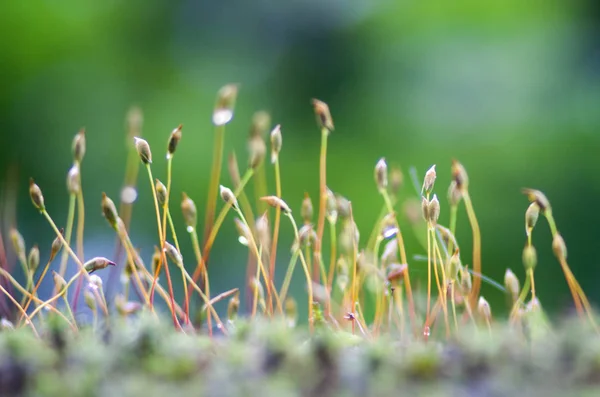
0,85,597,341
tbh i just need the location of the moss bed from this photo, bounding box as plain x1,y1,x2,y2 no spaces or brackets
0,312,599,397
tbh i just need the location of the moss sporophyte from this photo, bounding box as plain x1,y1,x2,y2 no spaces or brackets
0,86,599,396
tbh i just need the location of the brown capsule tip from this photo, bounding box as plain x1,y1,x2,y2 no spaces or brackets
311,98,334,131
133,137,152,165
374,157,388,192
29,178,45,211
386,263,408,283
181,192,197,229
521,188,551,213
390,166,403,195
422,165,437,195
504,268,520,302
522,245,537,270
260,195,292,214
67,164,81,195
301,193,313,223
451,159,469,189
72,128,86,163
248,135,266,169
101,192,119,228
155,179,167,206
213,84,239,126
447,180,463,207
270,124,282,163
477,296,491,320
427,194,440,226
250,111,271,138
167,124,183,156
219,185,238,208
552,233,568,260
84,257,116,273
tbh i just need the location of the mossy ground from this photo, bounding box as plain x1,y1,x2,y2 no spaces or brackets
1,311,600,397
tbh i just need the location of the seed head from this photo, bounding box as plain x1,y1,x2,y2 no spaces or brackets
167,124,183,157
255,212,271,251
52,271,67,296
522,188,551,213
525,202,540,235
248,135,266,169
84,288,96,311
260,195,291,214
219,185,238,208
427,194,440,226
101,193,119,229
84,257,116,274
386,263,407,283
164,242,182,267
152,246,162,276
522,245,537,270
234,218,251,246
29,178,45,212
72,128,86,163
421,196,430,222
126,106,143,138
301,193,313,224
335,194,351,219
381,238,398,265
133,137,152,165
28,245,40,274
155,179,167,206
552,233,568,261
284,298,298,328
311,98,334,132
297,224,318,248
451,159,469,190
504,268,520,304
49,229,64,262
447,250,461,281
374,157,388,192
422,165,436,195
9,228,26,263
213,84,238,126
436,225,458,251
227,291,240,322
447,180,462,207
227,153,241,188
477,296,491,321
270,124,282,164
181,193,197,230
325,188,338,224
250,110,271,138
66,164,81,195
460,268,472,295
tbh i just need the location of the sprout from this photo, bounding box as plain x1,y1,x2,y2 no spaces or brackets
374,157,388,192
29,178,45,212
311,98,334,132
133,137,152,165
167,124,182,157
72,128,86,163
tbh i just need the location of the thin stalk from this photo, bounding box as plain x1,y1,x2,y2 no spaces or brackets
145,164,179,329
57,194,76,278
0,284,38,337
285,213,314,332
201,124,226,256
190,169,254,289
268,158,282,311
314,128,329,283
167,210,188,322
278,250,300,306
71,188,86,311
188,229,212,336
462,190,482,311
381,189,417,335
0,268,76,331
326,219,337,313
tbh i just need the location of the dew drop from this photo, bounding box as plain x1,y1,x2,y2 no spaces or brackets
423,326,431,340
238,236,249,246
212,109,233,126
382,226,398,239
121,186,138,204
186,226,194,233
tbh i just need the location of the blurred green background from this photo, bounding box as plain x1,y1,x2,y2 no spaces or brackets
1,0,600,322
